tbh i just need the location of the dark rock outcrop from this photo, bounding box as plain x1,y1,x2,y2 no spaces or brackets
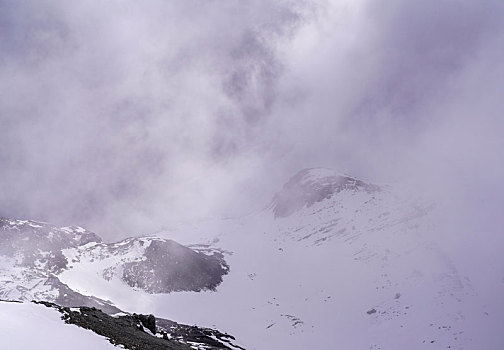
33,301,243,350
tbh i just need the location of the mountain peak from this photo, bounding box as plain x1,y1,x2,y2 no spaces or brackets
270,168,379,218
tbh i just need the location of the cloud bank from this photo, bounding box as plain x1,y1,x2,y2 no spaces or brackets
1,0,503,243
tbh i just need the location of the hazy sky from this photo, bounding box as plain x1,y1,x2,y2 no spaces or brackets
1,0,503,239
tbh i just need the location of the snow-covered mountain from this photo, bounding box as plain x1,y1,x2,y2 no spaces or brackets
0,219,227,309
1,168,502,349
0,218,236,349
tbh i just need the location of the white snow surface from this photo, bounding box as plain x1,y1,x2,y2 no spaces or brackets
0,301,118,349
59,237,153,298
2,169,503,349
52,169,504,350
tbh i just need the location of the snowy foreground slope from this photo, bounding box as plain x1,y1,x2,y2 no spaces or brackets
1,168,503,349
0,299,243,349
0,301,116,349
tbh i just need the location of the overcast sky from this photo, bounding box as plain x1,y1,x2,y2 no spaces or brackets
1,0,503,240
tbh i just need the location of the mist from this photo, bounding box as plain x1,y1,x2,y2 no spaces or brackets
1,0,503,247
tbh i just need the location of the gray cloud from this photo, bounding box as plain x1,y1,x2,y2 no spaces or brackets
0,0,312,237
1,0,503,247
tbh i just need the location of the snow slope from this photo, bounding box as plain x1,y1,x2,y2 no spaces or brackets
52,168,504,349
0,301,117,349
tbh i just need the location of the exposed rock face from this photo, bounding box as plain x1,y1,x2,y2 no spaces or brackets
32,301,243,350
271,168,379,218
123,239,229,293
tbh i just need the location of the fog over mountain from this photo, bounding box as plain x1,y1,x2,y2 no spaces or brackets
1,2,504,338
1,0,503,239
